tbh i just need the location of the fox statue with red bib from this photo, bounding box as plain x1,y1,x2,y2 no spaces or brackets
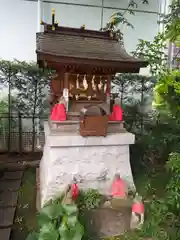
109,98,123,121
50,96,67,121
130,193,145,229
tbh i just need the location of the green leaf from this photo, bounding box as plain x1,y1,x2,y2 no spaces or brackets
38,223,59,240
62,204,78,216
66,215,78,227
59,222,84,240
59,222,71,240
40,203,63,219
71,222,84,240
37,212,51,228
25,231,38,240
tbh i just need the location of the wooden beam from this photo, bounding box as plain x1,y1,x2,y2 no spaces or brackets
36,52,147,73
64,72,69,89
106,75,111,110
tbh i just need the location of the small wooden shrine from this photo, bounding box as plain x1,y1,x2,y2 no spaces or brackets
36,9,148,115
38,9,148,209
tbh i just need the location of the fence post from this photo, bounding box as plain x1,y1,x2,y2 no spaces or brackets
18,112,22,155
32,116,35,153
140,78,145,134
8,100,11,153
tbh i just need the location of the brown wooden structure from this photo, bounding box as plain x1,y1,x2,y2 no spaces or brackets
36,9,148,113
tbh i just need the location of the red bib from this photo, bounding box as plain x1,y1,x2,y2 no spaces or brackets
111,179,126,197
50,103,66,121
71,183,79,200
132,202,145,214
109,105,123,121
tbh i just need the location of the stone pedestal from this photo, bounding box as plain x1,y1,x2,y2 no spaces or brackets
40,122,135,207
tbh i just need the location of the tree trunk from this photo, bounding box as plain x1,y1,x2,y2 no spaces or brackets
32,77,38,152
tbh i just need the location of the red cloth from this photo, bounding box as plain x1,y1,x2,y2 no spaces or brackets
132,202,145,214
109,104,123,121
111,178,127,198
50,103,66,121
71,183,79,200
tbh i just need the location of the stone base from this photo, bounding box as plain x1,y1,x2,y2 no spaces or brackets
36,168,40,212
40,124,135,207
88,207,131,237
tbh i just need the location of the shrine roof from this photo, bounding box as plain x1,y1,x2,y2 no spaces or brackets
36,25,148,73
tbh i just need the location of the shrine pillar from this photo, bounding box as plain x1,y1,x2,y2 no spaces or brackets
106,75,111,110
63,72,69,111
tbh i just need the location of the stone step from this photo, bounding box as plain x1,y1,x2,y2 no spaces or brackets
0,191,18,208
0,180,21,192
0,172,4,180
0,228,11,240
0,161,40,171
2,171,23,180
0,207,16,228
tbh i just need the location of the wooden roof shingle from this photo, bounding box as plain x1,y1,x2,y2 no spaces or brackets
36,25,148,73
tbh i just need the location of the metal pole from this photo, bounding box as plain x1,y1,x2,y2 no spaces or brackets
37,0,43,32
101,0,104,29
24,0,160,15
8,70,11,153
39,0,160,15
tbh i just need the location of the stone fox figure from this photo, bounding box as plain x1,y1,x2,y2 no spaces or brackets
109,98,123,121
50,96,67,121
130,193,145,229
110,173,128,208
111,173,128,198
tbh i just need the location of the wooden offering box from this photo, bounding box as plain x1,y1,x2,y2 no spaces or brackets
80,116,108,137
79,104,109,137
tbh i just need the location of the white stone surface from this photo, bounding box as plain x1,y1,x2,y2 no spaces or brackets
40,123,135,207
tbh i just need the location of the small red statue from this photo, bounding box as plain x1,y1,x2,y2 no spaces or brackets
71,178,79,201
50,96,67,121
130,193,145,229
111,173,128,198
109,98,123,121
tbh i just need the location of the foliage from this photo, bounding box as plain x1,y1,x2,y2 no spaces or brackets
118,151,180,240
0,98,19,137
112,73,156,105
75,190,102,240
166,152,180,211
111,72,180,238
0,59,21,87
77,189,102,211
0,100,9,136
102,0,149,44
13,61,49,117
112,73,156,134
0,59,50,118
159,0,180,47
153,70,180,116
131,0,180,72
112,72,180,173
104,0,179,73
132,33,168,75
0,59,50,150
108,0,149,30
26,195,84,240
0,100,8,114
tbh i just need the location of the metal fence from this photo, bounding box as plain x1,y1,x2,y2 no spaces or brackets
0,114,46,153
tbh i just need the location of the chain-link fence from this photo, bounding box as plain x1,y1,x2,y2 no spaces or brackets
0,113,46,153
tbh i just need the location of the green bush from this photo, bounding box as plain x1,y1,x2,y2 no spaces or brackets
26,196,84,240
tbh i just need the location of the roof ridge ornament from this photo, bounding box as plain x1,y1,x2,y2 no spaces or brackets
40,8,59,31
80,24,86,30
52,8,55,31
